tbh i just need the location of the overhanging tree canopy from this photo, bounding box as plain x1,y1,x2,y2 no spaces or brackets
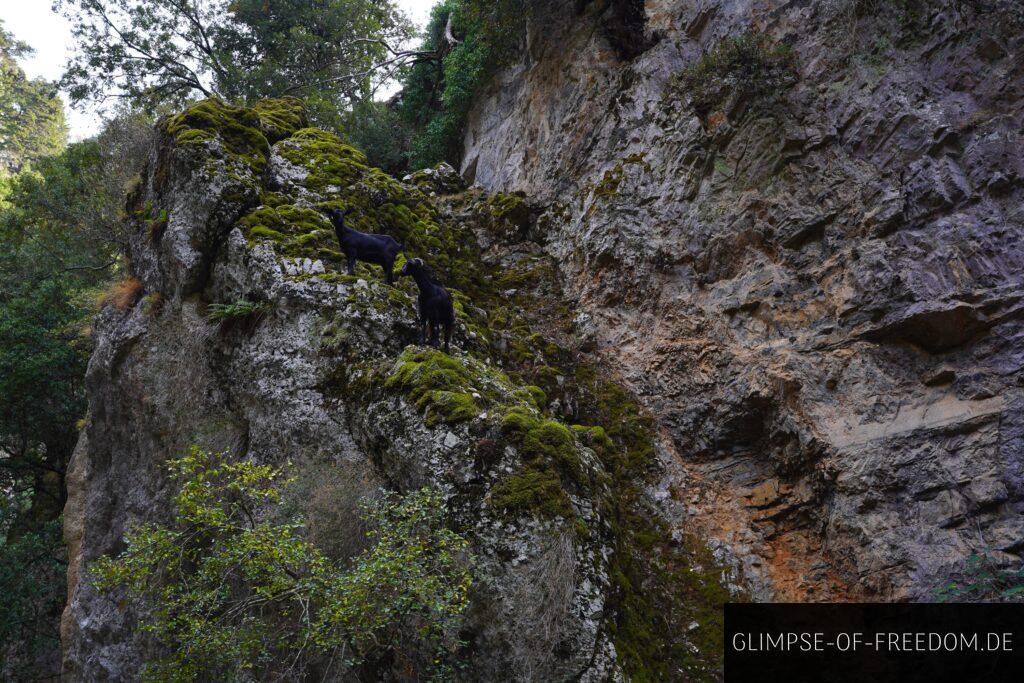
55,0,434,116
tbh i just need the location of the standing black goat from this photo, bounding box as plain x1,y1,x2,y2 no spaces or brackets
324,207,402,285
400,258,455,352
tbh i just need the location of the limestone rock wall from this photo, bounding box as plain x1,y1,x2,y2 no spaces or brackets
462,0,1024,600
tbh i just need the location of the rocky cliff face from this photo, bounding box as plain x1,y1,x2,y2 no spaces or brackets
461,0,1024,600
61,99,728,679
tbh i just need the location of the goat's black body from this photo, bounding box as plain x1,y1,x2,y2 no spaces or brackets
401,259,455,352
325,208,402,285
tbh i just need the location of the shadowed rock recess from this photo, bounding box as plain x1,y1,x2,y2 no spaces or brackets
61,99,730,680
462,0,1024,601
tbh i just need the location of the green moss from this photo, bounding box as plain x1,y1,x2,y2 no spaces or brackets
251,97,308,143
571,425,616,458
672,30,797,117
592,164,625,200
590,155,651,203
278,128,370,193
491,406,588,520
125,174,143,208
500,405,538,435
239,203,335,260
386,348,475,397
248,226,286,241
520,419,583,483
142,293,165,317
475,191,531,239
260,192,290,208
384,348,517,427
489,468,574,518
163,99,271,175
419,390,478,427
494,260,554,292
488,192,525,219
522,385,547,410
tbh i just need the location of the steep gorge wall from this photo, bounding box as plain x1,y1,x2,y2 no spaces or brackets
462,0,1024,600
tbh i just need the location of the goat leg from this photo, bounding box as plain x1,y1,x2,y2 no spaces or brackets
347,256,357,276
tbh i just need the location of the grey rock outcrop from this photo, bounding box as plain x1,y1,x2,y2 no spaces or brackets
61,103,627,680
462,0,1024,600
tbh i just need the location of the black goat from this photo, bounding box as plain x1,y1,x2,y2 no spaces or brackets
324,207,402,285
401,258,455,352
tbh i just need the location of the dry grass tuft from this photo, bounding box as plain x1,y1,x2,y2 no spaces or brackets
102,277,144,311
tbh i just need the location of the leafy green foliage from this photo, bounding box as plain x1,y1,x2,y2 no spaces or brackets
0,20,67,175
400,0,528,169
205,300,272,323
936,551,1024,602
339,99,414,177
91,447,472,681
0,107,152,676
55,0,411,121
674,30,798,118
0,262,90,511
0,515,65,680
0,138,125,532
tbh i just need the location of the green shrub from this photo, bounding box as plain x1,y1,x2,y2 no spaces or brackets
206,300,272,323
935,550,1024,602
674,30,797,117
340,100,414,177
0,516,65,681
400,0,528,169
91,447,473,681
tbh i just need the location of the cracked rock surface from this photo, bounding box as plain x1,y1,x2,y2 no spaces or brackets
462,0,1024,600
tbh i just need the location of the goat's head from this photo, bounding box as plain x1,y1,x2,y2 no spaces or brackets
400,257,426,277
324,207,351,226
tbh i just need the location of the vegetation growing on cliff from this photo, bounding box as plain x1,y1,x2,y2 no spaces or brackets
935,551,1024,602
400,0,528,168
0,41,151,669
91,447,472,681
673,30,798,118
33,92,736,679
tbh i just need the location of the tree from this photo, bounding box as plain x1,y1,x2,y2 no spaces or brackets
340,98,413,176
55,0,424,119
92,447,473,681
0,105,148,680
0,108,149,533
0,20,67,175
0,517,64,680
400,0,529,169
